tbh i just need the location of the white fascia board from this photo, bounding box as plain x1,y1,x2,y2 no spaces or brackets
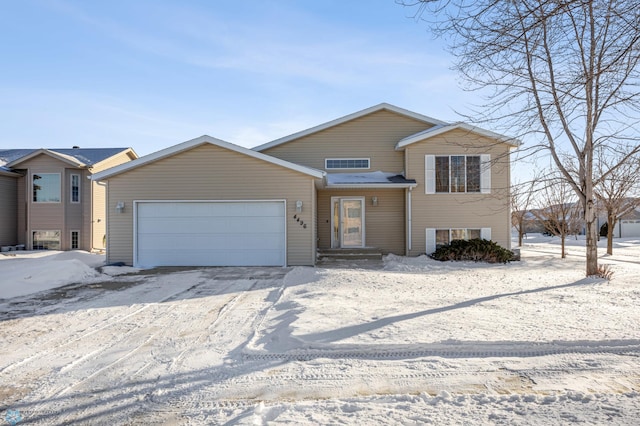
92,135,325,181
7,149,86,168
395,123,521,150
252,103,448,152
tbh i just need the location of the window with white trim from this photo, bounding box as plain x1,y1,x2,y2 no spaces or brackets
71,230,80,249
33,173,61,202
33,230,61,250
426,154,491,194
426,227,491,254
71,174,80,203
325,158,370,169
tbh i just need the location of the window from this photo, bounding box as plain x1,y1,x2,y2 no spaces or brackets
33,173,61,203
71,174,80,203
426,228,491,253
33,230,61,250
426,154,491,194
325,158,370,169
71,231,79,249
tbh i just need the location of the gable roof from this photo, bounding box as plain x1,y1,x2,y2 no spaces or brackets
252,103,448,152
1,148,136,168
395,123,521,149
91,135,325,182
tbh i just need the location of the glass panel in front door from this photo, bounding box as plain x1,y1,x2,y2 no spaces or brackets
341,199,363,247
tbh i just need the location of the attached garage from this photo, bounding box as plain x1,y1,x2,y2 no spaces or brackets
92,136,323,268
136,201,286,267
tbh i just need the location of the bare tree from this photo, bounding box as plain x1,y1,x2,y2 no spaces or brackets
532,176,582,258
511,179,538,247
594,146,640,255
400,0,640,276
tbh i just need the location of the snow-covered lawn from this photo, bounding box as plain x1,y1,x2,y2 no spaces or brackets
0,236,639,425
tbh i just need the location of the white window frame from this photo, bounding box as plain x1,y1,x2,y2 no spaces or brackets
70,230,80,250
425,227,492,254
325,158,370,170
425,154,491,194
32,230,61,250
70,174,81,203
32,173,61,203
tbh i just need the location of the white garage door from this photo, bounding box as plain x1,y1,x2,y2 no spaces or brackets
135,201,286,267
620,220,640,238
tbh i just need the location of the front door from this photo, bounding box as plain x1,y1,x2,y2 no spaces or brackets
331,197,365,248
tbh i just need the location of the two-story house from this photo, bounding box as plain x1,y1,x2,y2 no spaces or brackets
0,147,137,251
92,103,518,267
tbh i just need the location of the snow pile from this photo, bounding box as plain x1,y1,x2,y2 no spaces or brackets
0,251,107,299
326,171,395,184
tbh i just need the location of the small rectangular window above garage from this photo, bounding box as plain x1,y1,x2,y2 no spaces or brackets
325,158,370,170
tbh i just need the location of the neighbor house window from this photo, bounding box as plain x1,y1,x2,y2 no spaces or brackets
71,231,79,249
325,158,370,169
33,230,61,250
33,173,61,202
71,174,80,203
426,154,491,194
426,227,491,254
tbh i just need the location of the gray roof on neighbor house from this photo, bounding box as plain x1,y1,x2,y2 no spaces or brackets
0,148,133,168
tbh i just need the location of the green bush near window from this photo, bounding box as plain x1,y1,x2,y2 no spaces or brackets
431,239,517,264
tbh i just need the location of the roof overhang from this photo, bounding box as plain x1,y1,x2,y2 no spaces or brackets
0,167,22,177
320,171,417,190
396,123,521,150
92,135,325,182
6,149,87,168
253,103,448,152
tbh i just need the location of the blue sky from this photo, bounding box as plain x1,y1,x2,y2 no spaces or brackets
1,0,484,157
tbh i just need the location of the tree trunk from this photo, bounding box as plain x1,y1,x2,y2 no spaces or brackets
561,234,566,259
518,219,524,247
606,214,616,256
585,199,599,276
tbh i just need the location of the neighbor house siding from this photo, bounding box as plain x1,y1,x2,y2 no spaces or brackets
317,188,405,255
104,144,317,266
0,174,18,246
261,110,433,173
90,150,136,251
17,155,67,249
406,129,512,254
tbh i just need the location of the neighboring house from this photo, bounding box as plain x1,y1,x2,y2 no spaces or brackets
612,208,640,238
0,147,138,251
92,103,518,268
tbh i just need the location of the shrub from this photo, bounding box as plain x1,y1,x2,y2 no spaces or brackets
592,263,614,281
430,239,517,264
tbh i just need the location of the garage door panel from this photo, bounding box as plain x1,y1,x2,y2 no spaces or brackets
136,201,286,267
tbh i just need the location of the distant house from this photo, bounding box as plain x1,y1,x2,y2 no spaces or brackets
0,147,137,251
612,208,640,238
93,103,519,268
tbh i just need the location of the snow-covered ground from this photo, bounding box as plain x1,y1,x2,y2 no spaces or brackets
0,235,639,425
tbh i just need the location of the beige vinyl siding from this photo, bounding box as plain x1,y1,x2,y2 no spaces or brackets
65,169,84,249
17,175,26,245
406,129,512,254
104,144,317,266
18,155,67,249
317,189,405,255
0,174,18,246
262,110,433,173
90,149,136,250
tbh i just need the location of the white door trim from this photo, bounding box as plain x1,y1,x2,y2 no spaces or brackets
330,196,365,249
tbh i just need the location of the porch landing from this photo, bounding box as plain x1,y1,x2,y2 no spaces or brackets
317,247,383,261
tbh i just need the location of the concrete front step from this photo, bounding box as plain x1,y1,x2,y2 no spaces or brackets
318,248,383,260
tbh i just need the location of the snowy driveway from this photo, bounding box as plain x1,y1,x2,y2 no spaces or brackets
1,242,640,424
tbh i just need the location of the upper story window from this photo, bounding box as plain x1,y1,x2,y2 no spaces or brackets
325,158,370,170
71,174,80,203
425,154,491,194
33,173,61,203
